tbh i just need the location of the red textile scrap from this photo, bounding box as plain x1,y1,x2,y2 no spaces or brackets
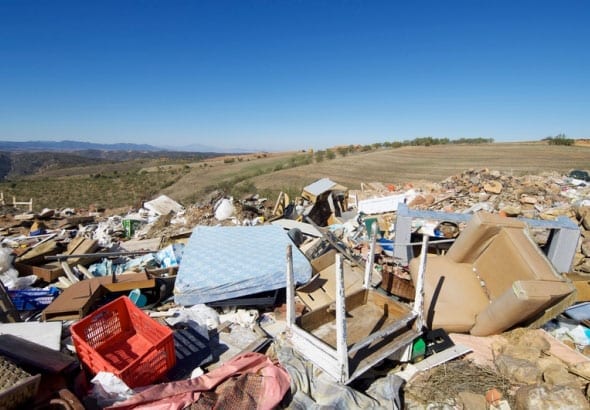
107,352,291,410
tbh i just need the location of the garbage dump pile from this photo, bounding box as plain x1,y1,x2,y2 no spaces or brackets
0,169,590,409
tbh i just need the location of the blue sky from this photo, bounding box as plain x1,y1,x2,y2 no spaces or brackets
0,1,588,151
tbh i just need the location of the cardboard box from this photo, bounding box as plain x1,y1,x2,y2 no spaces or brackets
42,272,155,321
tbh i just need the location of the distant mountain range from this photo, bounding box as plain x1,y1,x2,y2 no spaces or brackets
0,140,253,153
0,140,161,152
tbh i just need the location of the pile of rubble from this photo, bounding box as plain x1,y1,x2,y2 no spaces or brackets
0,169,589,409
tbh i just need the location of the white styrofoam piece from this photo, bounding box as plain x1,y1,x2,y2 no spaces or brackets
0,321,62,351
143,195,184,216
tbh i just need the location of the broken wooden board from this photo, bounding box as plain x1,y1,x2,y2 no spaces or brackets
57,215,95,229
64,237,99,266
15,238,59,265
16,237,100,282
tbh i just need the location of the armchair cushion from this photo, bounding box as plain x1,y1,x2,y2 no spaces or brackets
409,254,489,333
471,280,574,336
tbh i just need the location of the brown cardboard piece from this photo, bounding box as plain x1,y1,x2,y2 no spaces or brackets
41,272,154,321
296,250,364,310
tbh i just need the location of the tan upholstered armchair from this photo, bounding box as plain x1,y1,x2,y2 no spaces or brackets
409,212,576,336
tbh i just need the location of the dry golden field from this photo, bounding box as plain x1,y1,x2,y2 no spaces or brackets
164,142,590,202
1,142,588,211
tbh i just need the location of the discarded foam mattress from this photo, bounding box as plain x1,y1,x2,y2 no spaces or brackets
174,225,312,305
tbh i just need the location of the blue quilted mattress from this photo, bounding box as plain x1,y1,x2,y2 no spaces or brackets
174,225,312,305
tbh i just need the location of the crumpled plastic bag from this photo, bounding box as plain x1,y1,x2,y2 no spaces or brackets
0,247,38,290
214,198,234,221
164,304,220,330
0,247,14,274
90,372,135,408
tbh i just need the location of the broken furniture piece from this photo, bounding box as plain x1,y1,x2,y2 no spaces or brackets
394,203,580,273
301,178,349,226
285,232,422,384
0,354,41,409
408,211,577,336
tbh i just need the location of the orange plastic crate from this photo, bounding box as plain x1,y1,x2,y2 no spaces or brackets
71,296,176,388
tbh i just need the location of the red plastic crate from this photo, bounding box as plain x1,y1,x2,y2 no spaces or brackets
71,296,176,388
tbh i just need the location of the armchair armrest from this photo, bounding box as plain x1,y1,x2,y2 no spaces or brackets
470,280,574,336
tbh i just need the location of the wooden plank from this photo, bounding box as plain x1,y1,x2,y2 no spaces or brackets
364,221,378,289
413,235,429,330
289,326,340,379
61,262,79,284
66,238,100,266
286,245,295,326
15,238,59,264
335,253,349,383
77,264,94,280
525,290,577,329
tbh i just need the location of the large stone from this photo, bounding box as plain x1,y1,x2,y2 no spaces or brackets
409,195,426,207
501,205,521,217
571,361,590,379
495,355,541,385
578,259,590,274
514,384,589,410
501,345,542,362
581,240,590,257
573,252,586,267
581,208,590,231
519,195,538,205
537,357,566,372
484,180,503,194
502,328,551,353
458,391,486,410
542,363,581,388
